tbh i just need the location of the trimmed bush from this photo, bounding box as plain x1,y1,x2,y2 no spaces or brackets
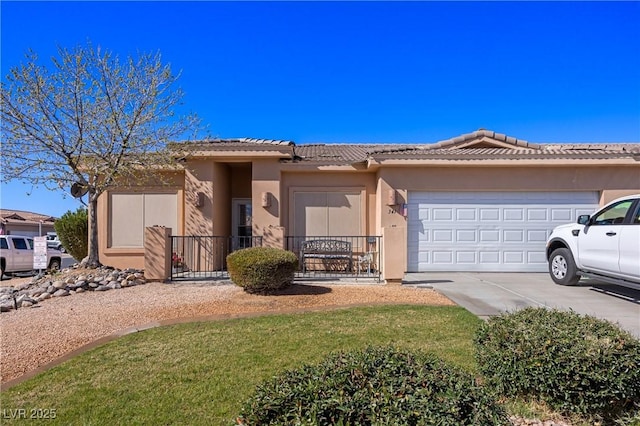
54,207,88,262
475,307,640,420
227,247,298,294
238,346,509,425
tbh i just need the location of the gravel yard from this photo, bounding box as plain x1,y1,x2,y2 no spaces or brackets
0,276,453,385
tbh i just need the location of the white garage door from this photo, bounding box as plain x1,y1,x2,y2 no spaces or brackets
407,192,599,272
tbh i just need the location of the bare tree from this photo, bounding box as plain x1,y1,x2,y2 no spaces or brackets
1,43,200,267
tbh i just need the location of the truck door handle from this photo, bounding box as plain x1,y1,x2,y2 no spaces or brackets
606,232,617,236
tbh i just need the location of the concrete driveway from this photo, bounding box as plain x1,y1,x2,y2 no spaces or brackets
403,272,640,337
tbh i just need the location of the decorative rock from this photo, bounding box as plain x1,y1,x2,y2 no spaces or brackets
0,302,14,312
1,266,146,312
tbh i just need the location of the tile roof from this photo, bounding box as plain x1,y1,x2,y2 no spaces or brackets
428,129,538,149
292,144,414,164
183,130,640,164
1,209,57,224
188,137,295,147
369,146,640,160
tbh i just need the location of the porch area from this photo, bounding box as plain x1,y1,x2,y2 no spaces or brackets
166,234,382,282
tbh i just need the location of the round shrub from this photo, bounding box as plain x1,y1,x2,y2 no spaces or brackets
238,346,509,425
474,307,640,420
54,207,88,261
227,247,298,294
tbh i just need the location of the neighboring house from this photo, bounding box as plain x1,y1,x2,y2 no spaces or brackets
0,209,56,237
97,129,640,282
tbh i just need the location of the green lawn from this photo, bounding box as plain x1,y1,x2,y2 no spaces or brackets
1,305,480,425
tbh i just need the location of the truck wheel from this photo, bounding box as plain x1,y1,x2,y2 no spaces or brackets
48,258,61,271
549,248,580,286
0,262,5,281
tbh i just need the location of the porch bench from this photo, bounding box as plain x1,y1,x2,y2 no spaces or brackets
300,239,353,273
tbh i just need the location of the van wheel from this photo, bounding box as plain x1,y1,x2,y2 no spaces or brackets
549,248,580,286
48,258,61,271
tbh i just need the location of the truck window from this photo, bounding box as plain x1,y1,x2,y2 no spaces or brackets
0,238,7,250
11,238,28,250
592,200,634,225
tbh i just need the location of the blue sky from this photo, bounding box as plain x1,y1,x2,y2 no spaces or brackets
1,1,639,218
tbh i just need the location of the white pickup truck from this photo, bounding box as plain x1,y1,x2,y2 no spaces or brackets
546,194,640,291
0,235,62,280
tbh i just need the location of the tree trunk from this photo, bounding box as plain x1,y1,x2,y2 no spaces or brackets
86,192,102,268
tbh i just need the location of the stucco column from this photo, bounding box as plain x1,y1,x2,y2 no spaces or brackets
263,225,285,249
252,159,282,242
382,226,405,285
144,226,172,281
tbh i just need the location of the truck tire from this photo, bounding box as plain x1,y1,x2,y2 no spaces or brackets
0,260,5,281
48,258,61,271
549,248,580,286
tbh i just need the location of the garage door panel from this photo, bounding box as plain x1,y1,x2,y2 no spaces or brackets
527,209,548,221
408,191,599,272
433,209,453,220
433,251,453,264
504,252,525,264
479,251,500,264
551,209,572,221
504,209,524,221
433,229,453,242
479,229,500,242
528,251,547,264
456,229,477,242
503,230,524,242
457,252,476,263
527,230,548,242
480,209,500,221
456,209,476,221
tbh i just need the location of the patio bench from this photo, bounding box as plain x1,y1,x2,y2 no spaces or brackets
300,239,353,273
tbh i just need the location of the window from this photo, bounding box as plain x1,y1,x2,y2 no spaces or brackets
592,200,634,225
632,202,640,225
0,238,8,250
12,237,28,250
293,191,362,236
109,192,178,248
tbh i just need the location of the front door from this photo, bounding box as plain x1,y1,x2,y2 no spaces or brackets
232,198,252,250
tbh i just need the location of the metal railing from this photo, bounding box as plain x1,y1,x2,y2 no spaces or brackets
170,236,262,281
285,235,382,282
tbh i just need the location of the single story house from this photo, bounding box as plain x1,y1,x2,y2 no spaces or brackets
0,209,56,237
97,129,640,283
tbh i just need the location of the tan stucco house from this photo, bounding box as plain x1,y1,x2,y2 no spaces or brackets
0,209,56,237
97,129,640,283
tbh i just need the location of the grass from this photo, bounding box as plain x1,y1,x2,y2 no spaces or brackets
0,305,480,425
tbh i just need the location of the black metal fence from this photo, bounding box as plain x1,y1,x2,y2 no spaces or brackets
170,236,262,281
285,236,382,281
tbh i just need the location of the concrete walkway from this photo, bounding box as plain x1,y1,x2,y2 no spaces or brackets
403,272,640,337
